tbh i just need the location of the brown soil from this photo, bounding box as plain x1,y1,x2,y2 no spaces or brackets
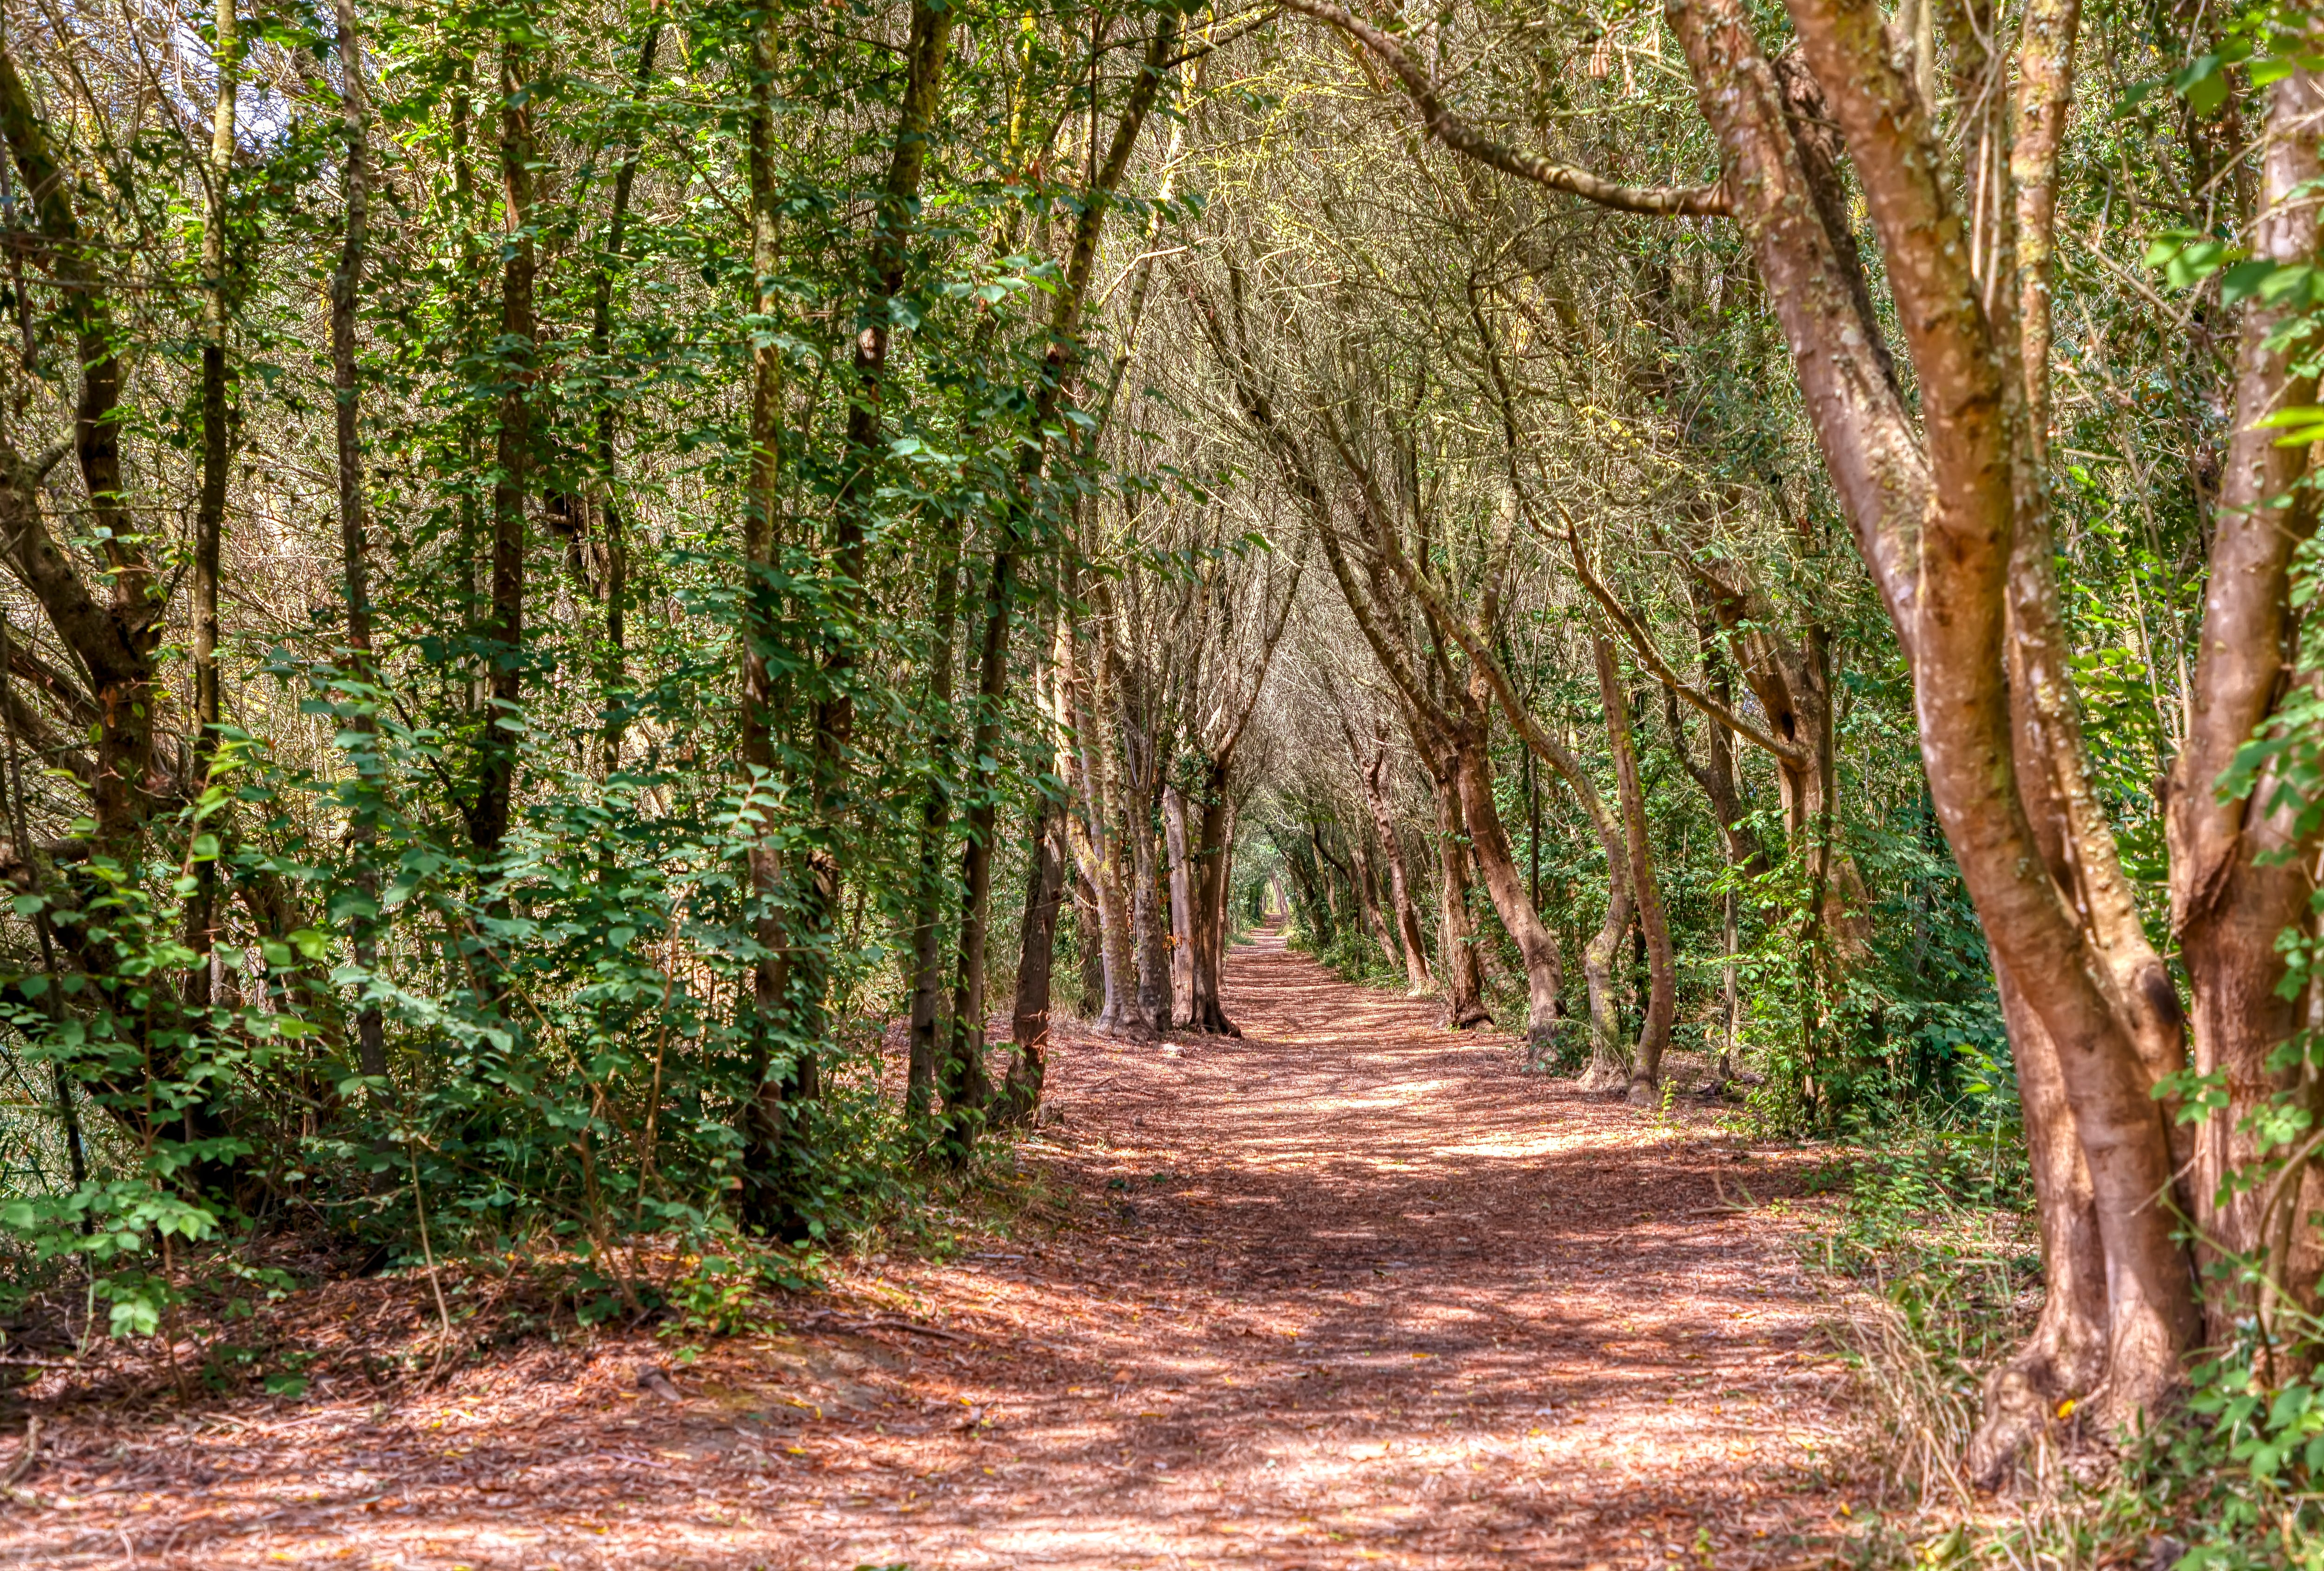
0,928,1867,1569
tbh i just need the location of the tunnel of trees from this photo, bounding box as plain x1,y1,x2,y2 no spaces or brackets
0,0,2317,1503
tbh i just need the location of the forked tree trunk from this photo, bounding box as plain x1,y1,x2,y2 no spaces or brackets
1764,0,2200,1423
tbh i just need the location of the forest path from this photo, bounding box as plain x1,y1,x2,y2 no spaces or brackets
3,930,1867,1570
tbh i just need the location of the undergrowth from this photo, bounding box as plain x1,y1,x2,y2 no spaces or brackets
1816,1131,2324,1570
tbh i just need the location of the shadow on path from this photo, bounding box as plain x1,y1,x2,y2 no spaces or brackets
0,928,1865,1570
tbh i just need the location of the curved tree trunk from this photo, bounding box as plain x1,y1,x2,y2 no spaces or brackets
1356,736,1434,994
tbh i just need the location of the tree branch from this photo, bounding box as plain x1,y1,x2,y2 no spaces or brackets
1555,505,1807,765
1275,0,1729,217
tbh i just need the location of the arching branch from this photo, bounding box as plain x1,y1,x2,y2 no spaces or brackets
1554,506,1807,766
1274,0,1729,217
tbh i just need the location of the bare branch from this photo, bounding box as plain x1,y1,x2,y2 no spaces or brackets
1553,504,1808,766
1274,0,1729,217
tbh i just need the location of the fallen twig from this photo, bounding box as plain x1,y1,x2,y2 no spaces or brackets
2,1416,41,1506
800,1310,977,1345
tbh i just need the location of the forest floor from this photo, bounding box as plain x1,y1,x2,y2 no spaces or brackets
0,930,1874,1570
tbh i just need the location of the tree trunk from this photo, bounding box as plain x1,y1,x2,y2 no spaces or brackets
1163,782,1198,1025
1665,682,1751,1076
1970,963,2110,1483
472,39,535,858
1130,801,1171,1028
940,15,1176,1153
185,0,239,1012
1348,834,1396,970
1448,720,1564,1058
1768,0,2200,1419
1060,615,1150,1039
1356,737,1434,994
1424,752,1491,1029
2166,55,2324,1347
1187,753,1241,1035
583,24,660,778
904,540,961,1123
997,800,1067,1126
1073,869,1105,1019
328,0,387,1089
735,12,803,1235
1596,640,1674,1102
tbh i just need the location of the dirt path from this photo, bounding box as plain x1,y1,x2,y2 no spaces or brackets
0,930,1865,1570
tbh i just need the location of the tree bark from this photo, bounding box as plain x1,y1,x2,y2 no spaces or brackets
1422,749,1491,1029
905,539,961,1122
471,38,535,857
942,15,1177,1150
1597,639,1674,1102
1187,751,1241,1035
998,800,1067,1126
2166,54,2324,1345
736,10,804,1234
328,0,387,1089
185,0,239,1012
1164,782,1199,1025
1772,0,2199,1417
1354,733,1434,994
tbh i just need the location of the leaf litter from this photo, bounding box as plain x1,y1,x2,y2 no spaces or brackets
0,929,1868,1568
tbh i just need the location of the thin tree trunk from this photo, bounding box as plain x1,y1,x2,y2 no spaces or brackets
471,39,535,857
1355,736,1433,994
1596,641,1674,1103
1348,833,1395,970
941,16,1176,1150
1425,753,1491,1029
1188,753,1241,1034
586,24,661,779
1073,868,1105,1019
797,0,955,1058
1132,809,1171,1027
1163,782,1198,1025
735,11,800,1234
185,0,239,1012
328,0,386,1088
999,801,1068,1124
1450,718,1564,1058
905,539,961,1122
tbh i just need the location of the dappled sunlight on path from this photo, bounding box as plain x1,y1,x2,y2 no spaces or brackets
0,929,1863,1569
